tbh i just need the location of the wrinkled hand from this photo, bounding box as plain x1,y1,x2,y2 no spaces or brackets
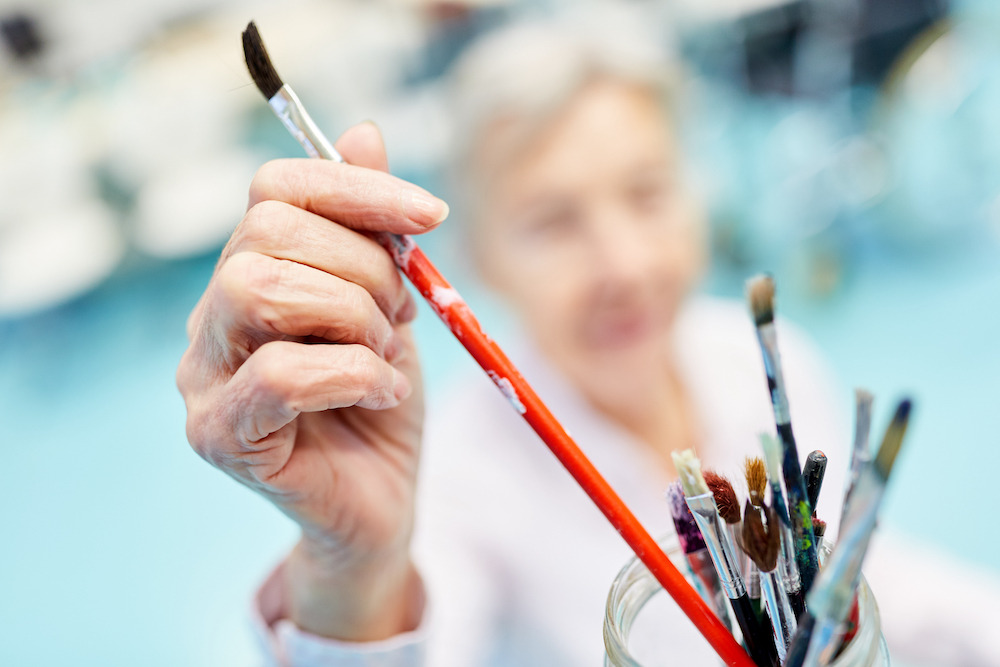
176,123,448,640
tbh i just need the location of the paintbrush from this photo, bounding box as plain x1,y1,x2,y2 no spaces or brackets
742,458,767,617
746,275,819,593
666,481,733,633
705,470,750,630
784,399,912,667
742,500,797,662
811,517,827,542
241,20,754,667
758,434,806,618
845,389,874,508
802,450,827,512
674,450,779,667
705,472,744,566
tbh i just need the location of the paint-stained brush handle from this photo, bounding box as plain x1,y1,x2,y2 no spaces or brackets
378,234,755,665
803,450,827,511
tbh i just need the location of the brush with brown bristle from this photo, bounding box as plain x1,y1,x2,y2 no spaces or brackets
705,470,742,542
742,457,768,616
705,470,748,613
745,274,819,593
744,456,767,509
742,501,798,662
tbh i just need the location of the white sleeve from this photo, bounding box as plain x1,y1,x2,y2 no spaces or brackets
863,529,1000,667
251,561,428,667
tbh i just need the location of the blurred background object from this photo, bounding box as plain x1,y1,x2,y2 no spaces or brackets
1,0,997,665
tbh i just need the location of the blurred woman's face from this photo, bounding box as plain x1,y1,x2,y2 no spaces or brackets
475,79,706,412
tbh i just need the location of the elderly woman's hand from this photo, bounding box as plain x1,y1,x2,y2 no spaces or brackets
176,123,447,640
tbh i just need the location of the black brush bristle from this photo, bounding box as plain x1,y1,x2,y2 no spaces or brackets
242,21,283,100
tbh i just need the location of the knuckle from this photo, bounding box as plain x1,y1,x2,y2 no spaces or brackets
185,405,217,464
217,252,282,307
175,349,196,396
236,200,294,249
342,345,383,391
344,287,387,350
246,343,294,406
247,160,290,206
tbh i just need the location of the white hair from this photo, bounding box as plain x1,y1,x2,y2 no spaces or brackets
447,6,681,221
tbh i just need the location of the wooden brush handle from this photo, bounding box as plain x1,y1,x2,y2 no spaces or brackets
378,232,754,667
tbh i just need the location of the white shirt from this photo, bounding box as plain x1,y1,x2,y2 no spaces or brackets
252,296,1000,666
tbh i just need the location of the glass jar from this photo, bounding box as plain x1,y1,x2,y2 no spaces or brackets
604,535,889,667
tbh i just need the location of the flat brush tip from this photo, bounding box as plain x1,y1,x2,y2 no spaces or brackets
745,274,775,325
743,456,767,505
874,398,913,480
242,20,283,100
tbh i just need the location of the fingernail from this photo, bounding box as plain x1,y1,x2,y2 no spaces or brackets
402,188,449,227
392,368,412,401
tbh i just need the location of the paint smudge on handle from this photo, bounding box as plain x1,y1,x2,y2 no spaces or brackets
487,370,527,414
430,284,465,314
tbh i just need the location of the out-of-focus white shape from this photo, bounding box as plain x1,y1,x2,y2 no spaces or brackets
104,14,260,185
0,102,93,230
374,82,452,174
134,149,258,259
902,32,972,116
0,200,124,316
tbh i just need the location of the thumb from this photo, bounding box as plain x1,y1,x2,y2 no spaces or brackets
335,122,390,173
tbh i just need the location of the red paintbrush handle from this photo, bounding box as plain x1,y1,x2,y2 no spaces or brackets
378,233,753,667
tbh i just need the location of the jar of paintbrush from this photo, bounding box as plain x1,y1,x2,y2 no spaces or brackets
603,535,889,667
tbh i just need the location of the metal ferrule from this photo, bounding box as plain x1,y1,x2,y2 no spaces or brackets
777,519,802,596
756,322,790,425
760,568,797,660
686,549,734,633
686,493,746,599
726,522,755,597
268,86,343,162
767,480,802,597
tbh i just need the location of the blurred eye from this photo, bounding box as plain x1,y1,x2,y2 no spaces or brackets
517,203,582,243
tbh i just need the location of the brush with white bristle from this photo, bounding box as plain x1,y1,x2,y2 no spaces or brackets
666,481,734,633
759,433,806,619
746,274,819,593
674,450,779,667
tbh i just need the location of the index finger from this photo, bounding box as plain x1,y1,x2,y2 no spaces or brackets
247,159,449,235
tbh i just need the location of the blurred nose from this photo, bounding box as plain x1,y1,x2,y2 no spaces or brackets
589,202,658,292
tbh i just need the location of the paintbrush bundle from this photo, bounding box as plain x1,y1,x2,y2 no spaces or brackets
661,275,912,667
